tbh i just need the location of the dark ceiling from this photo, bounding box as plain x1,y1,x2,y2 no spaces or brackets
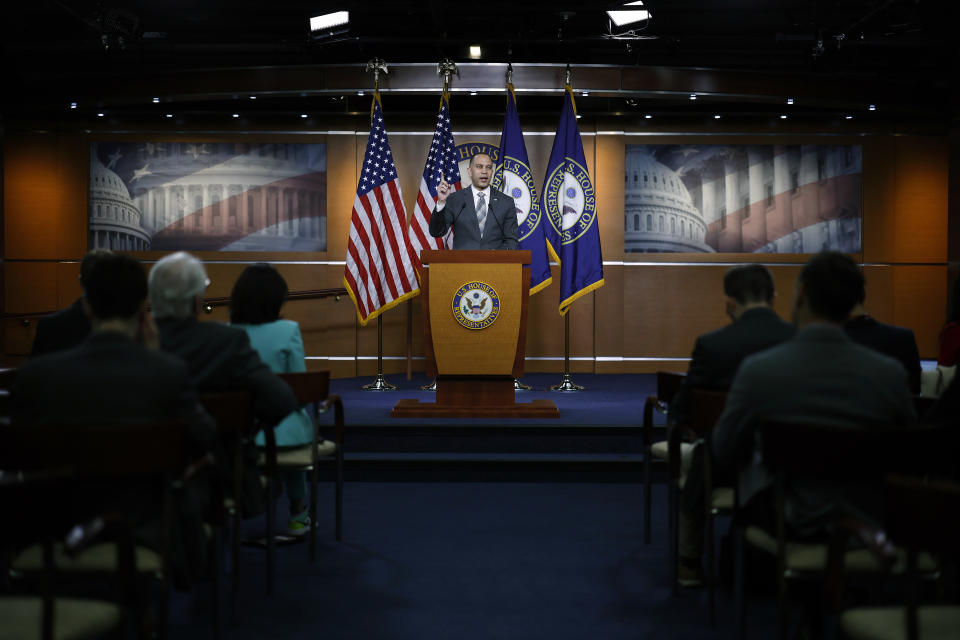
1,1,954,127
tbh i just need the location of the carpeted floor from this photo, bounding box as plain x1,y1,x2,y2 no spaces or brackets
169,481,778,639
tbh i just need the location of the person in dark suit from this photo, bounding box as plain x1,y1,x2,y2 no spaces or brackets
12,253,216,587
29,249,112,357
148,251,300,516
429,153,519,250
671,264,795,425
845,283,922,394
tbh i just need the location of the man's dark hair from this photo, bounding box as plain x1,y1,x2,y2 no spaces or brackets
79,249,113,291
469,152,493,166
229,263,288,325
799,251,864,323
723,264,775,305
84,254,147,321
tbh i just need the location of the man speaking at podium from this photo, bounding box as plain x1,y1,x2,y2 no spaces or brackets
430,153,519,250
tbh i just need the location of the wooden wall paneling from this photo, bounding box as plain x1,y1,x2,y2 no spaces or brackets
58,136,89,259
595,132,624,262
861,265,895,325
769,265,804,321
5,261,58,314
55,260,82,308
892,136,949,264
325,134,353,260
5,136,66,260
860,137,896,264
594,265,624,374
891,264,947,359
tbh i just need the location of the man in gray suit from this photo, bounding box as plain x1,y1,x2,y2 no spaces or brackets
429,153,519,250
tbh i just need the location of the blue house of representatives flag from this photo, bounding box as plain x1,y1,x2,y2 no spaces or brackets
492,84,553,295
540,86,604,314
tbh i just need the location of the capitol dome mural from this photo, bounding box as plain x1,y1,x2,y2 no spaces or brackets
89,155,151,251
624,151,714,253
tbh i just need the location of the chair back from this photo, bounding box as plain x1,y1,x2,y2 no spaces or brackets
200,390,255,436
656,371,685,404
884,475,960,555
277,371,330,406
0,422,188,477
689,389,727,437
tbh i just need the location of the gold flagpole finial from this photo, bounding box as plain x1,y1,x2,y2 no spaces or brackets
438,58,458,94
564,63,572,88
365,58,389,92
505,62,514,86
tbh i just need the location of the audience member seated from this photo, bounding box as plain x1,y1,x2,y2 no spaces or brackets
938,276,960,367
229,263,334,537
148,251,300,515
673,264,794,586
671,264,794,426
844,279,921,394
678,252,917,586
30,249,112,357
11,253,216,586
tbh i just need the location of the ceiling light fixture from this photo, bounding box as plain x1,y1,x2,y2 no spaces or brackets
689,93,697,100
301,114,308,118
644,114,652,119
786,98,794,105
780,114,788,119
845,115,853,120
714,114,721,119
310,11,349,33
607,1,652,27
152,97,159,103
582,91,589,97
97,113,104,117
70,102,77,109
468,45,482,59
357,91,364,96
166,114,173,118
868,104,876,111
232,113,239,118
249,96,257,100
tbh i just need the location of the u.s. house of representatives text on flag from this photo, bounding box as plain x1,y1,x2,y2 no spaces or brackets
408,93,461,272
344,95,420,326
540,86,604,315
493,84,553,295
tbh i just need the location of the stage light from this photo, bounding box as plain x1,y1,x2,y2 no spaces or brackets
310,11,349,33
786,98,794,105
607,1,651,27
468,45,482,59
689,93,697,100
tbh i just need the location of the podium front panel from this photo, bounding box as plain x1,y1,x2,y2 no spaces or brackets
428,262,523,376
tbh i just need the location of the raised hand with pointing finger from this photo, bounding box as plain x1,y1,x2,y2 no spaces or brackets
437,178,451,204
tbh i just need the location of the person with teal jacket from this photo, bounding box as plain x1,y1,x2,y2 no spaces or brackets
230,263,332,536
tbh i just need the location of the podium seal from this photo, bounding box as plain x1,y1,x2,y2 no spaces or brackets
452,281,500,330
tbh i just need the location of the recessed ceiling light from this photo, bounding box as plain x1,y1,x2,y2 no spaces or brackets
844,115,853,120
166,114,173,118
576,114,582,119
232,113,239,118
689,93,697,100
868,104,876,111
582,91,589,97
786,98,794,105
357,91,364,96
780,114,788,119
644,114,652,119
70,102,77,109
714,114,721,119
470,91,477,96
97,112,104,117
249,96,257,100
301,114,308,118
468,45,482,59
152,97,159,104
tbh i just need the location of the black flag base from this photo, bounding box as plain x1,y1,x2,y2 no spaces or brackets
362,373,397,391
420,379,437,391
550,373,584,392
514,378,532,391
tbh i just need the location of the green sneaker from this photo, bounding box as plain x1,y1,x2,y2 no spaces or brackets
287,511,311,537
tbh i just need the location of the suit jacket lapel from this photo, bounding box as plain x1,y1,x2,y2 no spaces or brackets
462,186,479,237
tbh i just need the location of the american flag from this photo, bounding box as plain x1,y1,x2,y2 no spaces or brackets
408,93,461,272
343,96,420,326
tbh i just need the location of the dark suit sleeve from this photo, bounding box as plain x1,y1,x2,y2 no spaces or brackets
429,195,455,238
29,318,49,358
226,331,299,428
173,365,218,454
499,196,519,250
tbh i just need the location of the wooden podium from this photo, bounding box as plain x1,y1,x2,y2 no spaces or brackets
391,250,559,418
